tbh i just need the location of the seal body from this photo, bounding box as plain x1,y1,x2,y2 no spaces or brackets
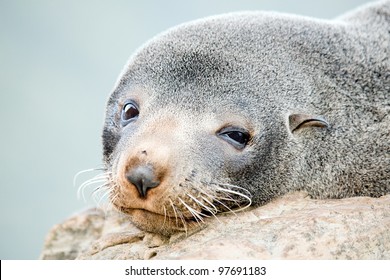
102,1,390,234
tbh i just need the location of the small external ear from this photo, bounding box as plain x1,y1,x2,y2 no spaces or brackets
289,113,329,133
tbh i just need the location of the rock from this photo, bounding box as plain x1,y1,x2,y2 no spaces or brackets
40,192,390,259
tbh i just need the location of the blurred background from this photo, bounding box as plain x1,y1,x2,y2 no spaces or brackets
0,0,372,259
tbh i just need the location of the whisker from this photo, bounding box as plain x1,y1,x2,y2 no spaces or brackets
178,198,205,223
93,184,112,207
212,183,252,211
73,166,106,187
186,193,217,216
169,199,179,227
198,194,218,212
176,208,188,235
218,182,253,197
210,196,238,216
213,191,243,209
186,193,223,224
160,205,168,233
77,177,106,196
109,187,120,205
76,170,111,203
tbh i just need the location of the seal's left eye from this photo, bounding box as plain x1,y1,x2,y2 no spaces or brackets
217,127,250,150
121,101,139,124
224,131,249,145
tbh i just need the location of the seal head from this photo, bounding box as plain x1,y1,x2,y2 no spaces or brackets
102,2,390,234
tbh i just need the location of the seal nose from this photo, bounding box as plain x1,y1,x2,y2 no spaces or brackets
126,165,160,198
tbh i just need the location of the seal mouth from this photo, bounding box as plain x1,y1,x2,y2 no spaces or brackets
118,206,204,235
121,206,196,221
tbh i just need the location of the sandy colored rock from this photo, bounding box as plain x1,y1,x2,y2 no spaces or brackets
40,192,390,260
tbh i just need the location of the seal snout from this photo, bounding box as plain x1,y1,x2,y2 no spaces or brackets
125,165,160,198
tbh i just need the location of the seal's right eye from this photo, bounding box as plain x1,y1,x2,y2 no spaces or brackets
121,101,139,125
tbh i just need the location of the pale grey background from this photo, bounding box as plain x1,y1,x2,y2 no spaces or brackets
0,0,372,259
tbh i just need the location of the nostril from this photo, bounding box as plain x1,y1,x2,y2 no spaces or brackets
126,165,160,198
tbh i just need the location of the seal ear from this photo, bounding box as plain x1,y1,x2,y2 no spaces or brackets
289,113,329,133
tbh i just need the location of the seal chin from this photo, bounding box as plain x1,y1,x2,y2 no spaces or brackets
120,207,204,236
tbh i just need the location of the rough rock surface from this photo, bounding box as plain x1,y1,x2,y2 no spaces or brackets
40,192,390,260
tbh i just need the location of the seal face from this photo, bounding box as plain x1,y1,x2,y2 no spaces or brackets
102,2,390,234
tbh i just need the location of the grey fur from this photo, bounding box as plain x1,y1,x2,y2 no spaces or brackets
103,0,389,210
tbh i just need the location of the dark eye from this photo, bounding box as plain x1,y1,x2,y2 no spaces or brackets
217,127,250,150
121,101,139,125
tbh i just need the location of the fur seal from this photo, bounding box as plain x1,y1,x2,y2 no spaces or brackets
101,1,390,235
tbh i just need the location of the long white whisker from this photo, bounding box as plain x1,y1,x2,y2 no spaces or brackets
212,183,252,207
108,191,120,213
78,179,107,202
77,175,107,194
160,205,167,232
94,185,112,207
176,208,188,235
187,193,223,224
211,196,238,216
178,198,205,223
197,189,220,213
73,167,106,187
218,182,253,197
76,170,111,203
186,193,217,216
169,199,179,227
212,183,252,210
